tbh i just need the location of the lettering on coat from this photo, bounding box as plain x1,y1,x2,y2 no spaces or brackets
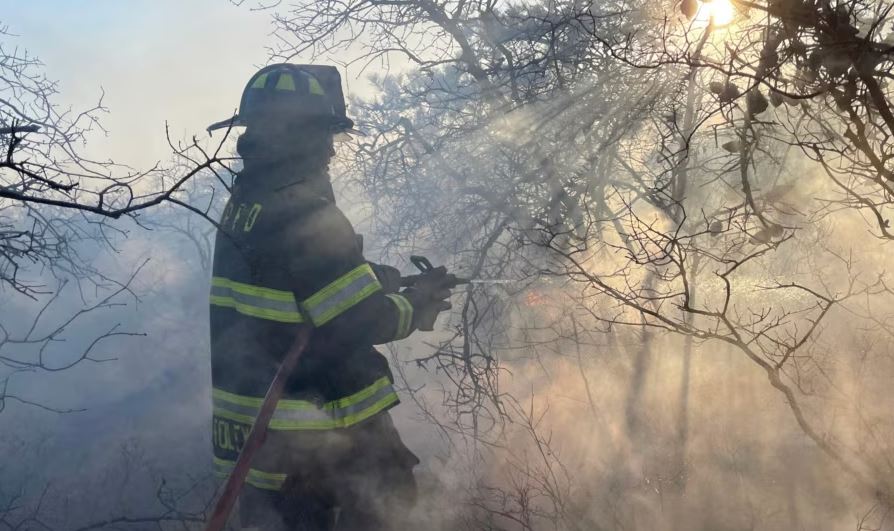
220,201,264,233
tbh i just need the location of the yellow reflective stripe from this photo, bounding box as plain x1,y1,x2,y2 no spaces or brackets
251,73,269,89
302,264,382,326
308,76,325,96
213,457,286,491
275,73,296,91
386,294,413,340
211,277,295,301
211,387,317,409
210,295,303,323
249,479,282,490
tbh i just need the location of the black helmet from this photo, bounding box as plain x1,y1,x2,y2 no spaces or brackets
208,63,359,135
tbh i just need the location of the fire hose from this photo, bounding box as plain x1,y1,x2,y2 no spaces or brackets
203,325,311,531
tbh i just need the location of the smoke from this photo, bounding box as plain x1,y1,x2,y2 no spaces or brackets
386,293,891,530
344,62,894,530
5,3,894,531
3,123,892,531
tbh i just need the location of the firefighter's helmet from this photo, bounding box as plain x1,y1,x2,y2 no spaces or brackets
207,64,358,136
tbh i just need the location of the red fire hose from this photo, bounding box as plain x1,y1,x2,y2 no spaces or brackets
204,325,312,531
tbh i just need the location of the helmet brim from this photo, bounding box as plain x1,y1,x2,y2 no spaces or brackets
206,115,364,138
206,116,244,133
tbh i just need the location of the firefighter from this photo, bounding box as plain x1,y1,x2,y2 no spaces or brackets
207,64,454,530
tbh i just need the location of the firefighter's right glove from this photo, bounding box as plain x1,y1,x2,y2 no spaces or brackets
370,262,402,293
402,266,456,331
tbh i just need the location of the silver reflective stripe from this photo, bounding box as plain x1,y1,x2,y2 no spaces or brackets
213,383,395,424
327,381,397,419
210,277,304,323
302,264,382,326
212,377,399,430
212,396,331,424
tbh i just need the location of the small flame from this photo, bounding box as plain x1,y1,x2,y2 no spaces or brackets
525,290,546,306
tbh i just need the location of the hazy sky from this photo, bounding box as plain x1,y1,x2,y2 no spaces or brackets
6,1,275,168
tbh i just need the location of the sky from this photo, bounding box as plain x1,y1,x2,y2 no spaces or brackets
0,0,391,408
5,0,275,168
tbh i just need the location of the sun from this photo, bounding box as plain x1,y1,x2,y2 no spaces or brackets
696,0,736,27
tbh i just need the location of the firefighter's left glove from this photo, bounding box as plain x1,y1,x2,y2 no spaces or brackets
370,262,402,293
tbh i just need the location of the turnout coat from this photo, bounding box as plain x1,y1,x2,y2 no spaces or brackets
208,159,414,491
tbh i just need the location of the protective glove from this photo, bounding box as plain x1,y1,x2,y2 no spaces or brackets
402,266,457,331
369,262,402,293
